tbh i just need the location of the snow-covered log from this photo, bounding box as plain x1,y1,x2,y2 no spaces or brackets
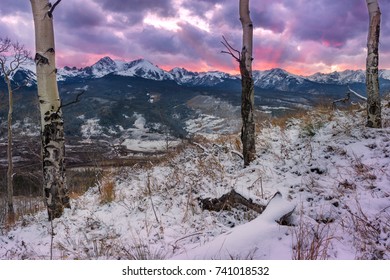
174,192,296,259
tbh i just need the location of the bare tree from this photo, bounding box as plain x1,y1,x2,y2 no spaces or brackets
30,0,70,220
0,37,30,218
365,0,381,128
222,0,255,166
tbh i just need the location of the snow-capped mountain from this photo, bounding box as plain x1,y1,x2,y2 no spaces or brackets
253,68,306,91
0,58,37,87
83,56,118,78
169,67,198,84
117,59,174,81
306,69,390,84
379,69,390,80
3,56,390,91
307,70,366,84
169,67,237,86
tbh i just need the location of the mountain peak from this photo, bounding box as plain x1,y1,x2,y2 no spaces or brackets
93,56,116,67
83,56,118,78
126,58,154,68
116,59,173,81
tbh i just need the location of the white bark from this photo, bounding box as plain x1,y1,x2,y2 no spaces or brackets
365,0,381,128
30,0,69,220
240,0,253,74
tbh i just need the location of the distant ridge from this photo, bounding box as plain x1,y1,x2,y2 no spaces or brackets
3,56,390,90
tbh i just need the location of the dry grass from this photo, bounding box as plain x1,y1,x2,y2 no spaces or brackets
120,237,167,260
0,195,45,233
263,102,361,132
292,211,334,260
344,199,388,259
99,179,116,204
67,168,102,198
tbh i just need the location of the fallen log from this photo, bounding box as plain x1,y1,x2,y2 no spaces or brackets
200,190,295,226
199,189,265,214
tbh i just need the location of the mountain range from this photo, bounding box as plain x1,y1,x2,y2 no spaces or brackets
6,56,390,90
1,56,390,144
2,55,390,173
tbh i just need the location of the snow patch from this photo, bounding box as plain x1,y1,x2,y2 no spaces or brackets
81,118,103,139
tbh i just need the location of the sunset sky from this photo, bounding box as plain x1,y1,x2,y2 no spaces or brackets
1,0,389,75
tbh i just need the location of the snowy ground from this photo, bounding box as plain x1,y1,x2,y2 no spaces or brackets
79,112,180,153
0,99,389,260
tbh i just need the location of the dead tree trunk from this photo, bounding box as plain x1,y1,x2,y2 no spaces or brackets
30,0,70,220
0,38,14,218
0,38,30,219
5,74,14,218
239,0,256,166
221,0,256,166
365,0,381,128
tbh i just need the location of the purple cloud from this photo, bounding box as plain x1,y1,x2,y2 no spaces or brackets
91,0,176,24
0,0,389,74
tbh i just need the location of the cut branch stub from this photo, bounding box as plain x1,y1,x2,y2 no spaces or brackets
34,53,49,65
47,0,62,18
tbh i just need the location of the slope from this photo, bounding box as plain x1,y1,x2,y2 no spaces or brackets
0,97,389,260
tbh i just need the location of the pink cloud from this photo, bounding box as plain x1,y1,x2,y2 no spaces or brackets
1,0,389,75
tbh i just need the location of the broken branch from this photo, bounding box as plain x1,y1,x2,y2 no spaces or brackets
348,86,367,101
48,0,62,18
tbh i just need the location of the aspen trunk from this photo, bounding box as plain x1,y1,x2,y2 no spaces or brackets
5,74,14,217
30,0,70,220
239,0,256,166
365,0,381,128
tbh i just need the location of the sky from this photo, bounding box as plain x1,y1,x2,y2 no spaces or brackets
1,0,390,75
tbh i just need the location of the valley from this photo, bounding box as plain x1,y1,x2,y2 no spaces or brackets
1,57,390,197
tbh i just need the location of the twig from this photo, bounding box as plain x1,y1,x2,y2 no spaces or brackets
147,174,159,224
193,142,207,153
231,150,244,159
333,92,350,107
58,90,85,110
12,81,28,92
50,216,54,260
221,35,241,62
174,232,203,245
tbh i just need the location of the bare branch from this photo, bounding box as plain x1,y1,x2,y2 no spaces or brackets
333,92,350,108
58,90,85,111
12,81,29,92
221,35,241,62
348,86,367,101
0,38,11,72
0,37,11,54
333,86,368,108
0,37,30,90
48,0,62,18
9,42,31,72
